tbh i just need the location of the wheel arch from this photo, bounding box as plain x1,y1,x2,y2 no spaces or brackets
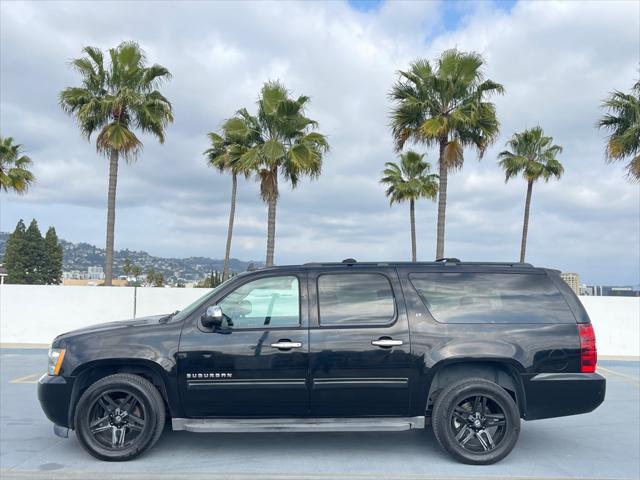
68,359,175,429
425,359,526,418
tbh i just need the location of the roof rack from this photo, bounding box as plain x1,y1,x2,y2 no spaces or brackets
302,259,533,268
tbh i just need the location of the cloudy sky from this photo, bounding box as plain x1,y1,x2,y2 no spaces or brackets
1,0,639,285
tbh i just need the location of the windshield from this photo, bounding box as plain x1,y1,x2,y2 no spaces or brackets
170,277,237,322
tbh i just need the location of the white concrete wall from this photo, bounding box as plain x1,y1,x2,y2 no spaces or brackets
0,285,638,357
0,285,212,344
579,296,640,358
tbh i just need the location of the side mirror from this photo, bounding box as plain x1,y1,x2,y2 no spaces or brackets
201,305,224,328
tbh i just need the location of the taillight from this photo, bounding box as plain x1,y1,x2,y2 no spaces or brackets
578,323,597,373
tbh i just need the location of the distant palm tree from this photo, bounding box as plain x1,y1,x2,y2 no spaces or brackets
597,79,640,182
59,42,173,285
228,81,329,266
0,136,34,194
205,126,253,281
380,151,438,261
390,49,504,259
498,127,563,262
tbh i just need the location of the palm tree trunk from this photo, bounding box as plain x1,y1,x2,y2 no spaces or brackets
410,198,417,262
222,173,237,281
520,179,534,263
266,197,277,266
435,137,448,259
104,149,119,286
265,170,278,266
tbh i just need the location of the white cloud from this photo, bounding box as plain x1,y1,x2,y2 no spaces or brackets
1,0,638,284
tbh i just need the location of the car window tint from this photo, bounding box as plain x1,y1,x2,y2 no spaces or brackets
409,272,575,324
218,276,300,328
318,273,395,326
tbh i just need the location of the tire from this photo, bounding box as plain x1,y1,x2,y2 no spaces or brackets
74,373,166,461
432,378,520,465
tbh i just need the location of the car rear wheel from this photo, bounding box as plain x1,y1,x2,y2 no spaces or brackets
432,378,520,465
74,373,165,461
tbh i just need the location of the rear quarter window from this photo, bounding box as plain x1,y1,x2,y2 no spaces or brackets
409,272,576,324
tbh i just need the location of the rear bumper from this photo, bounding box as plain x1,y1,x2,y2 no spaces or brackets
522,372,606,420
37,374,74,428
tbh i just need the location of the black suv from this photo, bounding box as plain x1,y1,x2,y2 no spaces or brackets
38,259,605,464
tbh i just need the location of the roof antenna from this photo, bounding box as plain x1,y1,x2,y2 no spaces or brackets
342,258,357,264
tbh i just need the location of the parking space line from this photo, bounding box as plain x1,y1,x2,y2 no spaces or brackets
8,372,43,384
598,366,640,387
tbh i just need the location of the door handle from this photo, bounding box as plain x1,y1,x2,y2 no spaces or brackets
371,338,403,348
270,341,303,350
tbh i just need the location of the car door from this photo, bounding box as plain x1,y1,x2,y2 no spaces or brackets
177,271,309,418
308,267,414,417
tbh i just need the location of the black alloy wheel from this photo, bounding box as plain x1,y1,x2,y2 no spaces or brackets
74,373,165,461
432,378,520,465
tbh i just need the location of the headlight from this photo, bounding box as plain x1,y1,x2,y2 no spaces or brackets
48,348,66,376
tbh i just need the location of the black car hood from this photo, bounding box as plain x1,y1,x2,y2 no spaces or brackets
53,314,170,343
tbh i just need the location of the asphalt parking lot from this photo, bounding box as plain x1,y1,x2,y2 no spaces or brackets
0,349,638,480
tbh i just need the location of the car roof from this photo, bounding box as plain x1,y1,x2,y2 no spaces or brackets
247,259,549,274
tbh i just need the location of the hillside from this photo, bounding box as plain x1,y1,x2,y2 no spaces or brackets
0,232,261,283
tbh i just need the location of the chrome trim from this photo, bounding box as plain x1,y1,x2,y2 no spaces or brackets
371,339,403,347
270,341,303,349
312,377,408,389
172,416,425,433
187,378,306,390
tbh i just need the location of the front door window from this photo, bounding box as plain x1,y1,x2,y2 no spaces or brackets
218,276,300,328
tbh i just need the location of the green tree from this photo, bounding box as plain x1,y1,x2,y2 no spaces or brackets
23,219,46,284
59,41,173,285
43,227,63,284
131,264,142,279
0,136,34,194
597,79,640,181
3,219,27,284
153,272,164,288
380,151,438,261
498,127,564,262
229,81,329,266
390,50,504,259
122,258,133,276
205,126,252,281
146,268,156,286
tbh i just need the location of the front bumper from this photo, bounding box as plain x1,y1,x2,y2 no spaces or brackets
523,372,606,420
37,374,74,428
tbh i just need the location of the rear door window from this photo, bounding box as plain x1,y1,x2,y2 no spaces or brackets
318,273,395,326
409,272,575,324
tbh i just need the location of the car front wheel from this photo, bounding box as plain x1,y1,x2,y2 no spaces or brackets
432,377,520,465
74,373,166,461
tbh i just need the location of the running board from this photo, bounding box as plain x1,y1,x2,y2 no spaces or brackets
172,416,425,433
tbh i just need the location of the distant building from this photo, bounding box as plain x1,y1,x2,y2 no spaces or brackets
579,284,595,296
62,278,128,287
87,266,105,280
584,285,640,297
63,266,105,282
560,272,580,295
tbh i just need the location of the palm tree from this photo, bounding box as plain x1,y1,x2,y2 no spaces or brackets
498,127,563,262
380,151,438,261
228,81,329,266
390,49,504,259
205,125,253,281
59,42,173,285
597,79,640,182
0,136,34,194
